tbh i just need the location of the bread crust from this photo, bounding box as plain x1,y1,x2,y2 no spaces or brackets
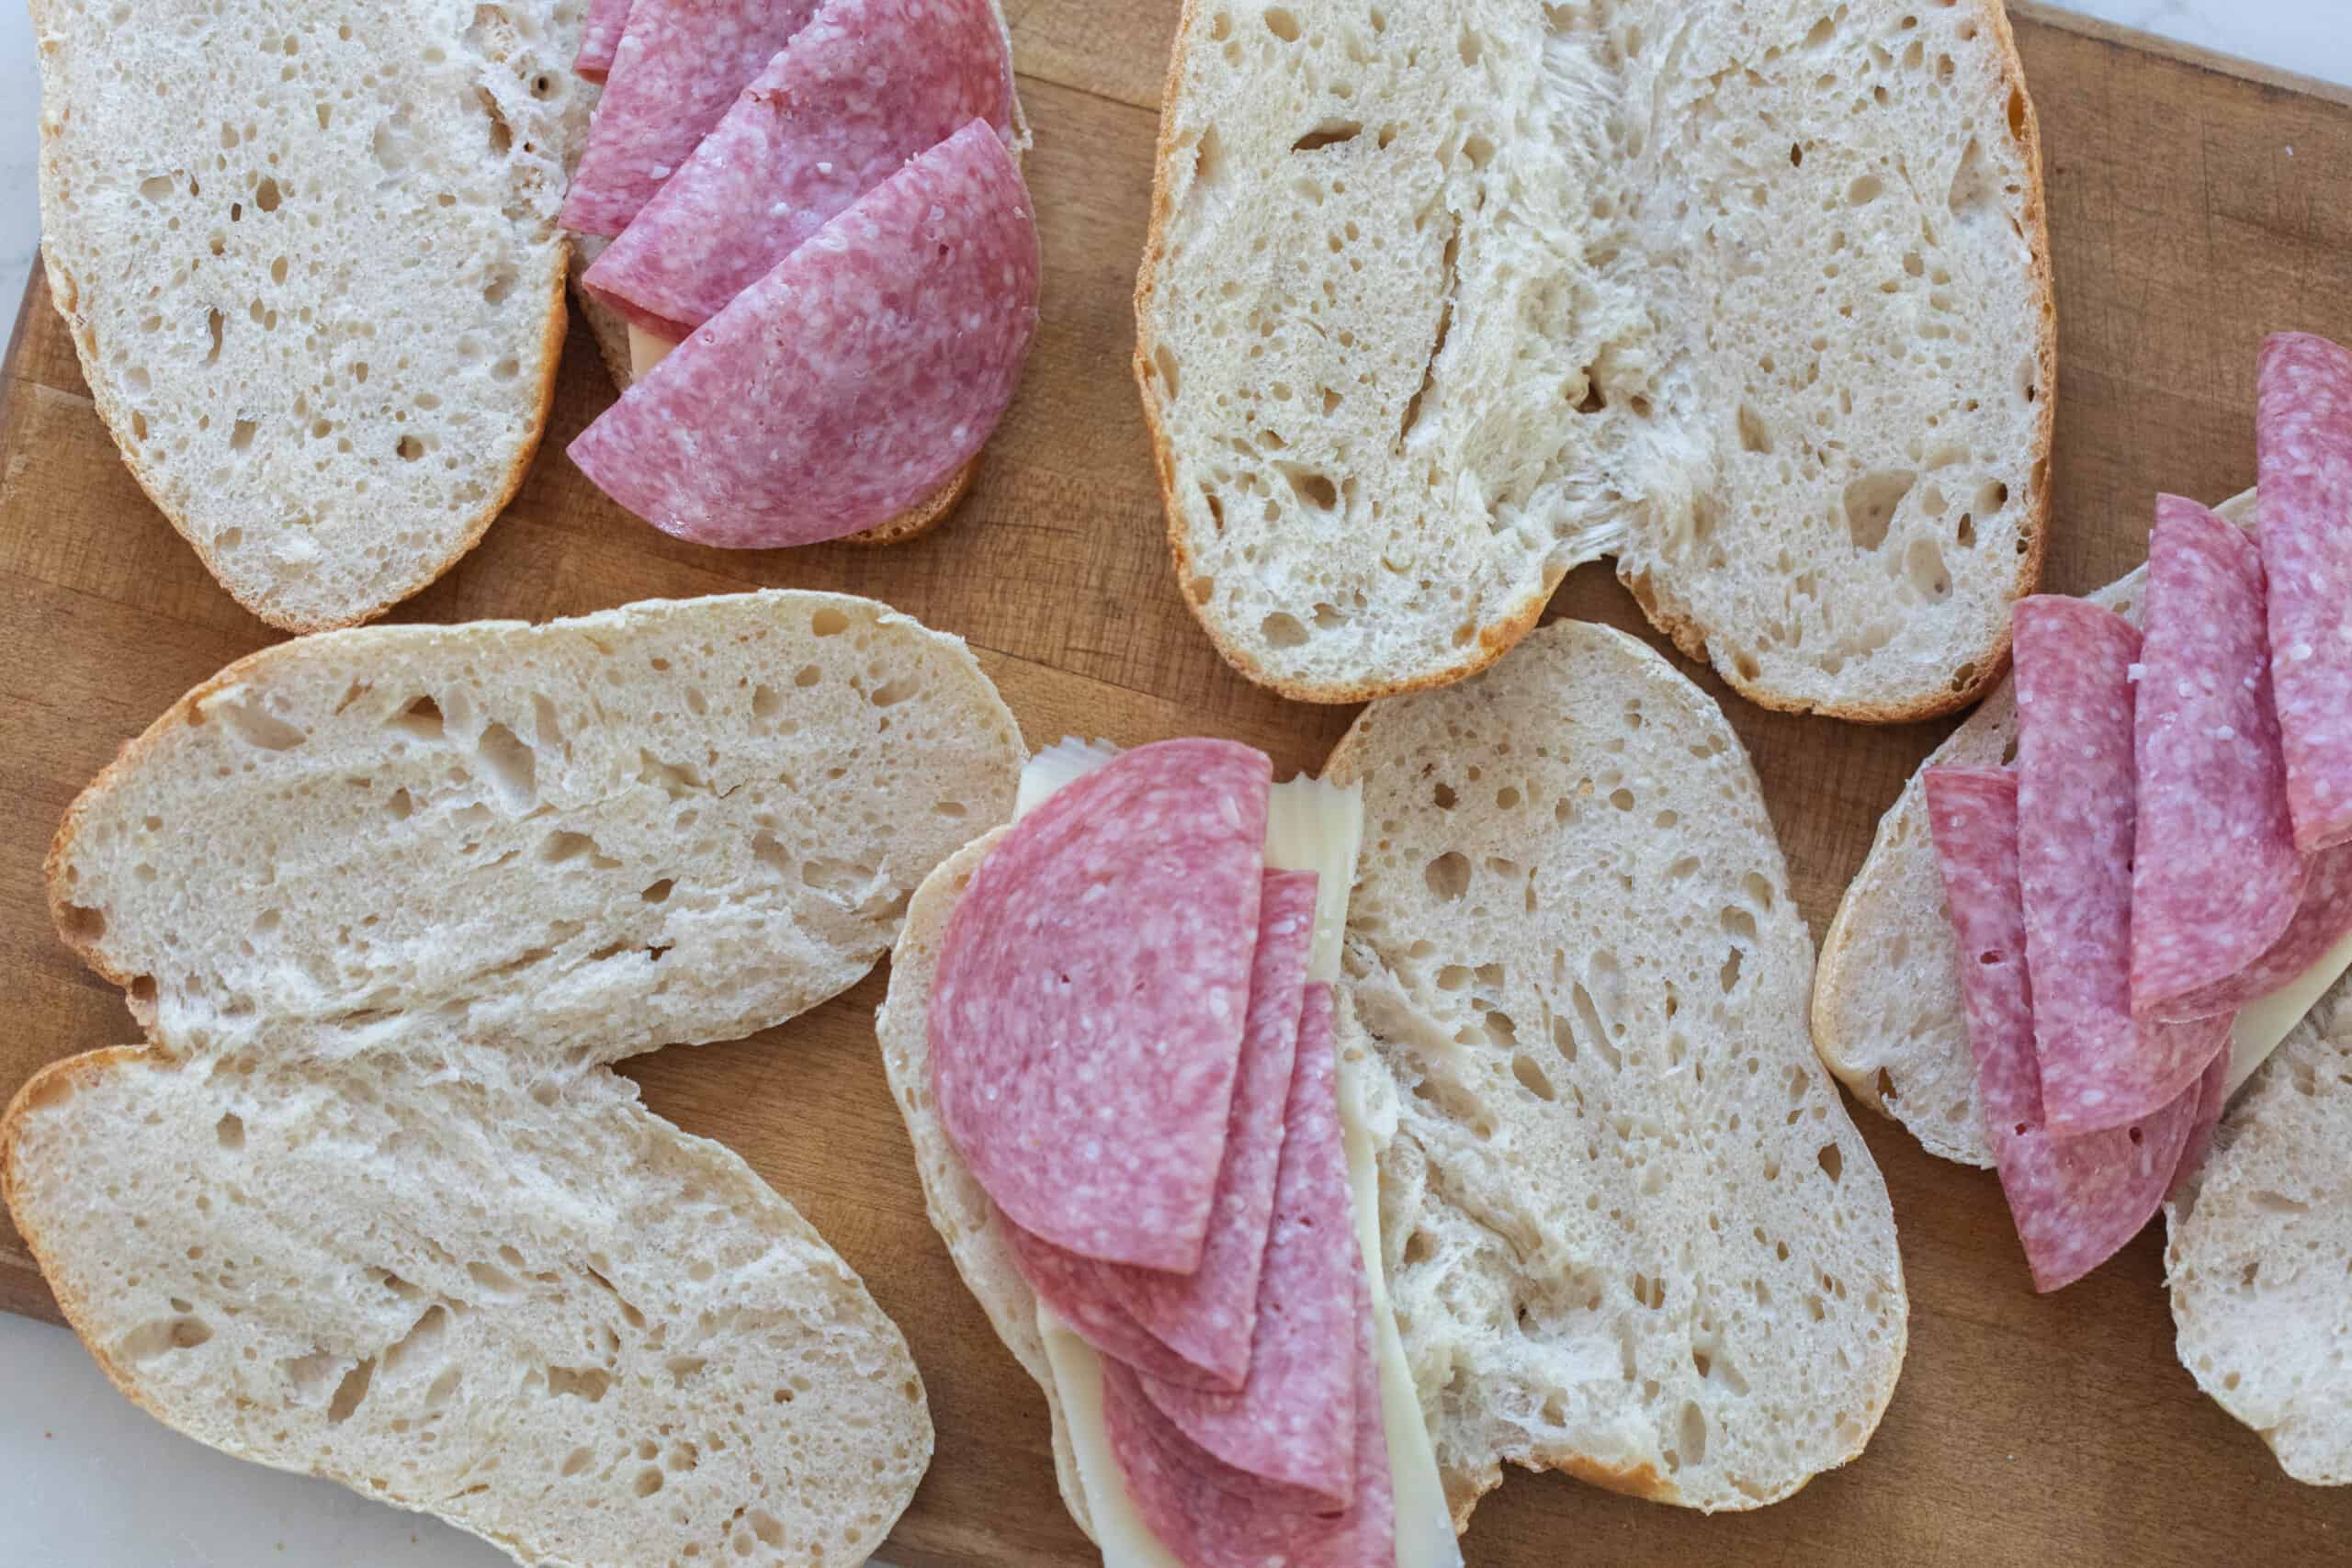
1135,0,2057,720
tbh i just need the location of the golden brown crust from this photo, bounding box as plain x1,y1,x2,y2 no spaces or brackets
1137,0,2056,721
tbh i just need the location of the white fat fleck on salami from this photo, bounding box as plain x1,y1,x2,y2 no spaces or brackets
1004,871,1317,1389
1926,767,2219,1292
575,0,634,81
1102,1259,1394,1568
561,0,821,236
582,0,1014,338
1137,981,1359,1505
2016,596,2222,1131
2258,333,2352,855
931,740,1272,1272
2130,498,2308,1016
568,120,1041,548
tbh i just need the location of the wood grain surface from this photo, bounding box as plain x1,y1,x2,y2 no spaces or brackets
5,4,2352,1563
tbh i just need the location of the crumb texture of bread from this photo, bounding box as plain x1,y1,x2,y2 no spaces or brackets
1137,0,2050,715
33,0,594,629
1323,620,1907,1513
2166,978,2352,1485
876,829,1097,1541
49,591,1024,1067
2,1047,931,1567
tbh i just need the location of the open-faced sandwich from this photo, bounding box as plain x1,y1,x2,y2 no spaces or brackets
561,0,1042,549
5,591,1027,1566
1816,333,2352,1482
880,619,1910,1559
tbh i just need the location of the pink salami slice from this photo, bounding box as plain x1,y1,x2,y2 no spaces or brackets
1137,981,1358,1503
1927,766,2217,1292
560,0,821,236
2015,597,2222,1131
1102,1263,1394,1568
1005,871,1317,1390
2130,496,2307,1018
2168,841,2352,1020
2259,333,2352,855
568,120,1040,549
575,0,633,81
582,0,1014,339
931,739,1272,1273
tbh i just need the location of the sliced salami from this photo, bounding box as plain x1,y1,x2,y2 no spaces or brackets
1138,981,1358,1504
1926,766,2215,1292
1102,1264,1394,1568
2015,597,2222,1130
582,0,1014,339
930,739,1272,1273
568,120,1041,548
560,0,821,236
2259,333,2352,855
2130,496,2307,1018
574,0,633,81
1004,871,1317,1390
2179,841,2352,1019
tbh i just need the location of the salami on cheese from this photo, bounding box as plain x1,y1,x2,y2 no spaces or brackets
1004,871,1317,1390
1138,982,1359,1504
1926,766,2214,1292
2258,332,2352,855
931,739,1272,1273
582,0,1014,339
2130,497,2307,1018
2015,597,2225,1130
568,120,1041,548
560,0,821,236
575,0,633,81
1102,1266,1395,1568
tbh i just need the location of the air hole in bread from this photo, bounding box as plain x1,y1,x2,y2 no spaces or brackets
211,694,307,751
1294,119,1362,152
1424,852,1471,900
395,434,424,460
1261,612,1310,649
1848,175,1883,207
253,176,281,213
543,1366,612,1404
1263,7,1301,42
230,418,258,452
1736,403,1772,454
1842,468,1916,550
324,1355,376,1422
473,722,537,810
809,607,850,637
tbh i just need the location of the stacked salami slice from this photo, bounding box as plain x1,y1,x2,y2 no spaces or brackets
1927,333,2352,1292
929,741,1396,1566
562,0,1040,548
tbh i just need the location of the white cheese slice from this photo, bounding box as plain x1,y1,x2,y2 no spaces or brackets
1010,744,1463,1567
626,322,678,380
2230,925,2352,1097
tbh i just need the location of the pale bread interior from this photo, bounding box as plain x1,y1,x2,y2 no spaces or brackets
33,0,598,629
1137,0,2050,716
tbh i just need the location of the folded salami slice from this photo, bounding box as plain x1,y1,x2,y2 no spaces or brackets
1102,1264,1394,1568
1926,766,2216,1292
1137,982,1358,1505
582,0,1014,339
560,0,821,236
568,120,1041,548
1005,871,1317,1390
2172,842,2352,1023
574,0,633,82
2130,497,2307,1018
2259,332,2352,855
931,739,1272,1273
2015,597,2223,1130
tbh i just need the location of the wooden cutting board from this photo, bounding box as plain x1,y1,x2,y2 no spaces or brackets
4,4,2351,1562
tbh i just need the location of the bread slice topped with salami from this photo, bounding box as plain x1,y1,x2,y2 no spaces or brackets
1136,0,2052,718
878,620,1909,1556
30,0,598,629
561,0,1041,550
1815,333,2352,1482
6,591,1028,1567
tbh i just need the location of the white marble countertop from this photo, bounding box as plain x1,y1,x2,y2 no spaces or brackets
3,2,2348,1564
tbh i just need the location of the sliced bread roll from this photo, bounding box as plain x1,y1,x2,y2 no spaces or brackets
33,0,596,630
878,619,1906,1529
2165,979,2352,1485
49,590,1024,1067
2,1045,931,1567
1324,620,1905,1514
1812,489,2256,1167
1136,0,2050,716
